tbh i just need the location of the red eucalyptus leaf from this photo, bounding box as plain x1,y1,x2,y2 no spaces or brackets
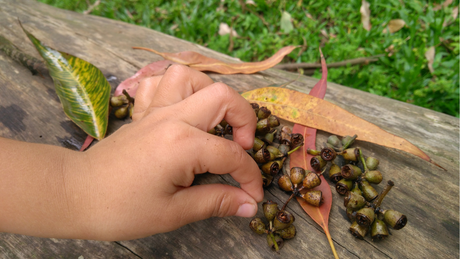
289,50,339,259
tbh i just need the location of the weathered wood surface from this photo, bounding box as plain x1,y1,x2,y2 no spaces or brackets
0,0,458,258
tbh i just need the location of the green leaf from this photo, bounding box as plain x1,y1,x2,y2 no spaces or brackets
280,11,294,33
21,25,110,140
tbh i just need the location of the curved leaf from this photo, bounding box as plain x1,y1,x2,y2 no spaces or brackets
21,25,110,140
242,88,436,167
132,46,298,74
289,51,339,259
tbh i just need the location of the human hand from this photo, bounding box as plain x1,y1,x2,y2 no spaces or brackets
76,65,263,240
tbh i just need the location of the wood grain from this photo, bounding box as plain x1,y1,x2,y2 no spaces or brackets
0,0,458,258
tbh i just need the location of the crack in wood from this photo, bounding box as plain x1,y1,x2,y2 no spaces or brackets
114,241,143,259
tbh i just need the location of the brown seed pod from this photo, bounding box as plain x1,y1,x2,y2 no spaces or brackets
344,191,367,210
257,106,271,120
363,170,383,184
311,156,326,172
253,147,271,164
336,179,353,195
280,126,292,145
110,95,128,107
251,103,260,117
267,115,280,128
290,133,304,149
275,224,296,239
249,217,266,235
321,147,337,161
342,148,359,161
371,218,389,241
303,171,322,189
382,209,408,230
300,190,322,207
273,210,295,230
261,160,283,176
253,137,265,152
290,167,306,186
349,221,368,239
278,175,294,192
328,163,343,183
366,157,380,170
267,234,284,251
359,180,379,201
263,200,279,222
262,172,274,188
114,105,129,119
341,164,362,180
355,207,375,227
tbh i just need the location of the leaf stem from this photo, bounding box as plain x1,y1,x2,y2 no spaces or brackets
281,192,296,211
373,180,395,208
269,232,280,252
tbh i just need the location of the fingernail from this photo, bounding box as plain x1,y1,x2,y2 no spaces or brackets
236,203,257,218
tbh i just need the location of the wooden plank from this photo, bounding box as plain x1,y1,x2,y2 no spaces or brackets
0,0,458,258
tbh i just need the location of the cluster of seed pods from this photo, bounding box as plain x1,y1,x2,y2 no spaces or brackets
311,134,408,241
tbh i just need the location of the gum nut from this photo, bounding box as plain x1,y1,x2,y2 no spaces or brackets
290,167,306,185
278,175,293,192
344,191,366,210
364,170,383,184
256,118,270,134
351,182,363,196
110,95,127,107
349,221,368,239
366,157,380,170
257,106,271,120
261,160,280,176
321,147,337,161
275,224,296,239
359,180,379,201
336,179,353,195
278,144,290,156
355,207,375,227
342,135,357,148
273,210,295,230
114,106,128,119
383,209,408,230
327,135,341,148
342,148,359,161
262,172,273,188
249,218,266,235
263,200,279,222
290,133,304,149
267,115,280,127
341,164,362,180
328,164,343,183
266,145,283,160
371,218,389,241
310,156,326,172
267,234,284,251
253,137,265,152
253,147,271,164
303,171,321,189
347,207,357,222
301,190,322,207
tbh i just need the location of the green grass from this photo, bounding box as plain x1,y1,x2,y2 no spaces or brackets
38,0,459,117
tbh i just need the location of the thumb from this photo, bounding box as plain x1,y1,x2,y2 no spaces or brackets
171,184,258,224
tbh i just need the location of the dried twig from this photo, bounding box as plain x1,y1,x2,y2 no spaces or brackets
83,0,101,15
274,55,384,70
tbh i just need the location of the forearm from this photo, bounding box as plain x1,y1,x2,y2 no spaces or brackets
0,137,88,238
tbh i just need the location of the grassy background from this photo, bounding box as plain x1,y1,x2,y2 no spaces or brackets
38,0,459,117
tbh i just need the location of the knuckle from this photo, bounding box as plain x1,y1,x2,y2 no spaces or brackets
213,191,233,217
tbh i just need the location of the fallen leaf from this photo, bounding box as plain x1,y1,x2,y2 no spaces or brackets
114,60,175,97
218,23,239,37
434,0,453,11
384,19,406,33
443,6,458,27
21,23,111,140
242,88,438,168
280,11,294,33
245,0,256,5
132,46,297,74
360,0,371,31
290,50,339,259
425,46,435,74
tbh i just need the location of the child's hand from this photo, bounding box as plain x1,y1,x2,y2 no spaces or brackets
77,65,263,240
